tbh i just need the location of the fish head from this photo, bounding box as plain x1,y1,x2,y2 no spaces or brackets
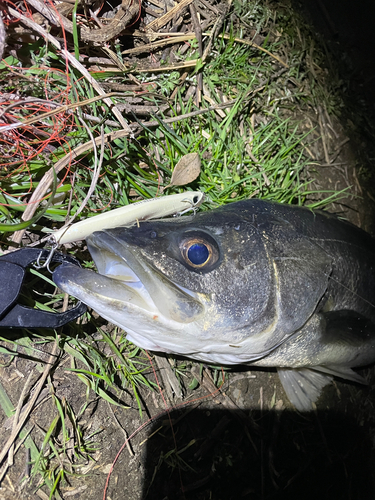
53,203,331,364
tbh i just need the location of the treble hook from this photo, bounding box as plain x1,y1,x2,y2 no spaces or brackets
34,240,59,274
175,194,206,216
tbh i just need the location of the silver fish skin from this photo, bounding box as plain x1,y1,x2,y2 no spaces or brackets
53,200,375,411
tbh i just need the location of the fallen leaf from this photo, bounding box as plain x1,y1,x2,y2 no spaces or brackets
167,153,201,187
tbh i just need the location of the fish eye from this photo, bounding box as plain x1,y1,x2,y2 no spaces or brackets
180,235,219,269
188,243,209,265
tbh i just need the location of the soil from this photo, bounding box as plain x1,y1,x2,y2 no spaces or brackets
1,1,375,500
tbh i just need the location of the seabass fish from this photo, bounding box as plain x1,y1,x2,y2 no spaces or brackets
53,200,375,411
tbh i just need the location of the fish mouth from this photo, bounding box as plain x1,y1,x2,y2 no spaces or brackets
53,229,204,327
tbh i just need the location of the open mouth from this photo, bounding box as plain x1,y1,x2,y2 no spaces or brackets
53,229,205,324
88,230,205,323
52,231,158,314
92,251,141,283
87,232,145,283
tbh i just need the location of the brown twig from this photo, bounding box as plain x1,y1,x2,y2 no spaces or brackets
121,33,196,55
154,356,183,400
25,0,140,43
146,0,194,32
0,342,60,466
189,2,203,105
107,403,134,456
8,372,34,466
0,11,5,61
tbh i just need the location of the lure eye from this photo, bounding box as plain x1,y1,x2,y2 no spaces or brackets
180,235,219,270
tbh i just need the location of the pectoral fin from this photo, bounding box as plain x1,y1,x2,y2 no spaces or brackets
277,368,333,412
277,364,369,412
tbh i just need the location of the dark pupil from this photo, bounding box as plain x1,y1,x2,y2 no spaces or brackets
188,243,209,265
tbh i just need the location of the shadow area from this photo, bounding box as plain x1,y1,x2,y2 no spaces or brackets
140,406,375,500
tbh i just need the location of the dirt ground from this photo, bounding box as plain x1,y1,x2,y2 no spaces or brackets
1,1,375,500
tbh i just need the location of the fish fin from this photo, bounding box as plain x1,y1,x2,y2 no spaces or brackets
277,368,333,412
312,365,368,385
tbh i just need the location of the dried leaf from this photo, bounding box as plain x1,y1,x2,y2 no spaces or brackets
167,153,201,187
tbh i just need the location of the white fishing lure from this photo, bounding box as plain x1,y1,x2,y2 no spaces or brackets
51,192,205,245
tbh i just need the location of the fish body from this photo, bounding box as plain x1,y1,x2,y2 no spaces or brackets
53,200,375,411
